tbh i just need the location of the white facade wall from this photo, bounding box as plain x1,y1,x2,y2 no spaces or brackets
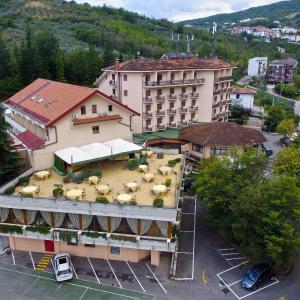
248,57,268,77
230,93,254,110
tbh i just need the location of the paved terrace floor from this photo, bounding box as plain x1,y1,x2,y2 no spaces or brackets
13,154,183,208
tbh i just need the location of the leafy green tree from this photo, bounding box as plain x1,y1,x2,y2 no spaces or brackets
0,106,21,184
276,119,295,137
55,49,65,82
229,104,250,125
102,47,115,68
0,38,10,80
264,105,285,132
274,147,300,176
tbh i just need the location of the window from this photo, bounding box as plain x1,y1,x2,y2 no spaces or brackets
236,94,240,99
84,244,95,248
183,72,187,80
124,90,128,96
112,74,115,81
192,86,197,92
192,144,203,153
182,87,186,93
80,106,86,115
110,246,120,255
92,104,97,114
170,88,174,95
108,105,113,112
211,146,227,156
92,126,99,134
146,90,151,97
123,74,127,81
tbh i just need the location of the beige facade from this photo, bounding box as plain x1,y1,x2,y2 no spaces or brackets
97,63,234,133
8,93,135,171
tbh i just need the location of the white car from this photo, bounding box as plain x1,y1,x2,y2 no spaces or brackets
53,253,73,282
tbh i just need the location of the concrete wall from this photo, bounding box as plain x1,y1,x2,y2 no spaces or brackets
230,93,254,110
0,168,33,193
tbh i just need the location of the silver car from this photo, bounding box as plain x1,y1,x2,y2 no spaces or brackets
53,253,73,282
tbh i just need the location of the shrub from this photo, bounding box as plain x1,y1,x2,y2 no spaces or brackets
25,225,50,235
73,171,84,184
128,199,137,206
126,159,140,170
110,234,137,243
53,184,64,198
96,196,109,204
18,176,30,186
172,224,183,241
168,158,181,167
165,178,172,187
62,176,70,184
81,231,107,239
58,230,78,243
0,224,22,234
157,152,164,159
89,169,102,178
153,198,164,208
4,186,15,195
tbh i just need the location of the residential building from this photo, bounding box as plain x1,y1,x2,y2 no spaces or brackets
230,87,256,110
248,57,268,77
267,58,298,84
3,79,139,171
95,57,235,133
179,123,266,159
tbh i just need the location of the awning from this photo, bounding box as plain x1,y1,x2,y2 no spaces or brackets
54,139,143,165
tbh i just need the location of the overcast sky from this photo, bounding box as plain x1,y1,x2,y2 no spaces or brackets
70,0,283,22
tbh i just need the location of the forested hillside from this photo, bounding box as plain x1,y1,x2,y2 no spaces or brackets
181,0,300,27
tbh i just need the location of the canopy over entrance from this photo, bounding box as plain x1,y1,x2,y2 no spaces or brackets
55,139,143,165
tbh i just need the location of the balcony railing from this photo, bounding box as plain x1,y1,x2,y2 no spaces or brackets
167,109,176,114
179,93,188,99
189,106,198,111
168,123,177,128
156,110,166,116
143,126,153,132
156,124,165,130
214,76,234,82
178,107,188,113
155,96,165,103
191,119,198,124
143,96,152,103
143,112,153,118
144,78,205,87
178,120,188,126
190,92,199,98
213,90,221,96
167,95,177,101
213,102,220,108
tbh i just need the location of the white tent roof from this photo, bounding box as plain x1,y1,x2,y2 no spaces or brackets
55,139,142,165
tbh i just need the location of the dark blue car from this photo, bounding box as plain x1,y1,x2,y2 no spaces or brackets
241,263,275,290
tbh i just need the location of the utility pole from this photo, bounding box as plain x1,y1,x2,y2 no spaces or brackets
211,22,217,58
171,33,180,52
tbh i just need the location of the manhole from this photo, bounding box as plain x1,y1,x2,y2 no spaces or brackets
222,288,230,294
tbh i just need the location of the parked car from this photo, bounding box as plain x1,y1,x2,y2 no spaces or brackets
53,253,73,282
262,143,273,157
241,263,275,290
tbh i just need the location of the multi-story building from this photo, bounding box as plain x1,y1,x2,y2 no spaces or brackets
248,57,268,77
95,57,235,133
267,58,298,84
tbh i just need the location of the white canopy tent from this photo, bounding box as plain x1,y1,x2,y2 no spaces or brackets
55,139,143,165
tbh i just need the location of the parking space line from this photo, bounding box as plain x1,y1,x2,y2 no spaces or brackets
11,250,15,266
222,252,241,256
217,273,241,300
226,257,247,261
126,261,145,293
228,279,241,287
87,257,100,284
218,261,249,276
218,248,235,251
106,259,122,289
78,287,88,300
177,251,193,255
181,212,194,215
18,277,39,300
29,251,35,270
146,263,167,294
70,261,78,279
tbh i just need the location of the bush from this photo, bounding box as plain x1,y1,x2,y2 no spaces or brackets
128,199,137,206
168,158,181,167
62,176,70,184
88,169,102,178
153,198,164,208
4,186,15,195
0,224,22,234
53,184,64,197
126,159,140,170
110,234,137,243
81,231,107,239
157,152,164,159
73,171,84,184
25,225,50,235
172,224,183,240
165,178,172,187
58,230,78,243
96,196,109,204
18,176,30,186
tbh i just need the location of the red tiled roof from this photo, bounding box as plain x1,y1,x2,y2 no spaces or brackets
5,79,139,128
179,122,266,146
231,87,257,95
104,58,234,72
16,130,45,149
73,114,122,125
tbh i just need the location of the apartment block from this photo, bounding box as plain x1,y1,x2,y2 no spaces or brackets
267,58,298,84
248,57,268,77
96,58,235,133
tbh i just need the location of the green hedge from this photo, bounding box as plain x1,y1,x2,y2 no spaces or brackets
58,231,78,243
25,226,50,235
81,231,107,239
153,198,164,208
4,186,15,195
18,176,30,186
110,234,137,243
96,196,109,204
0,224,22,234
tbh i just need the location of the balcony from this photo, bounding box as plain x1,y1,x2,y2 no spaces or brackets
178,107,188,113
212,116,218,121
155,95,165,103
179,93,188,99
167,109,176,115
144,78,205,88
156,110,166,116
156,124,165,130
168,122,177,128
167,95,177,101
191,119,198,124
72,114,122,125
143,96,153,103
143,126,153,132
143,112,153,118
213,102,220,108
178,120,188,126
189,106,198,111
214,76,234,83
190,92,199,98
213,90,221,96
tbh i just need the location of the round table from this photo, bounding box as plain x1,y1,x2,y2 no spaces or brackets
89,176,99,185
126,182,138,192
97,185,110,195
142,150,153,158
152,184,167,195
159,166,172,176
138,165,148,173
35,170,50,180
22,186,38,196
117,194,132,202
66,189,82,200
143,173,155,182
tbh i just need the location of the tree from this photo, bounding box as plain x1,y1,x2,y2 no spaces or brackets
0,106,21,184
102,47,115,68
276,119,295,138
274,147,300,176
55,49,65,82
264,105,285,132
0,38,10,80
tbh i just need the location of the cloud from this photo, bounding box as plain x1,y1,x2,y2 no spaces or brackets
69,0,283,21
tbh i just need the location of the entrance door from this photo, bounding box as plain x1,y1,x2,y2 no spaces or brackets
44,240,55,252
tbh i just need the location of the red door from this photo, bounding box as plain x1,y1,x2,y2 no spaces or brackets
44,240,55,252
